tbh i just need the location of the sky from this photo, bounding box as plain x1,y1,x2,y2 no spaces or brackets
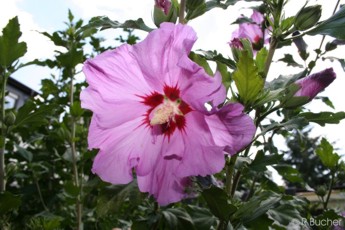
0,0,344,153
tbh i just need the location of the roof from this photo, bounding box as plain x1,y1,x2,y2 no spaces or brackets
7,77,39,97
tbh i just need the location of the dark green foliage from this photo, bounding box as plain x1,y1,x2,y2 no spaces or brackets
281,129,331,189
308,5,345,39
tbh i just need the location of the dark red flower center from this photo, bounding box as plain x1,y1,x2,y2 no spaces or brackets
140,85,192,138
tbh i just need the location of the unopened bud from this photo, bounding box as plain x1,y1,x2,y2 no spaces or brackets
4,111,16,126
292,31,309,60
229,38,253,62
325,39,345,51
153,0,177,27
282,68,336,108
315,185,327,197
294,5,322,31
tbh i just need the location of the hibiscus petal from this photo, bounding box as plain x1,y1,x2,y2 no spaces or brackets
81,87,147,128
205,103,256,155
178,56,226,111
176,112,226,177
251,10,264,24
137,157,189,205
83,45,153,101
91,117,165,184
131,23,197,89
160,130,185,160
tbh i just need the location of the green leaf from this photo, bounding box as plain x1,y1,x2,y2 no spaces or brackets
15,144,33,162
217,61,231,90
186,205,217,230
259,117,309,137
185,0,261,20
299,111,345,126
0,16,27,68
0,191,21,215
282,95,309,109
96,181,140,216
56,48,84,68
232,191,282,224
198,50,236,69
186,0,204,11
63,181,79,198
338,59,345,72
307,6,345,39
70,101,84,118
281,16,295,32
278,54,304,68
315,138,340,169
41,31,67,47
132,220,151,230
267,204,302,227
68,9,74,22
317,96,335,109
274,165,303,183
202,186,237,221
189,52,213,76
40,79,59,97
162,208,196,230
80,17,153,35
252,89,283,108
255,47,268,75
266,70,307,90
14,101,55,128
250,150,283,172
233,52,264,105
315,209,343,228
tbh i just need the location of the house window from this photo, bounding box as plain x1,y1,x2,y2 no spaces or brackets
5,92,19,109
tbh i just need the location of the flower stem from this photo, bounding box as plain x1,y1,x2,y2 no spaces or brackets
263,37,278,78
0,70,8,192
33,174,49,211
69,71,83,230
179,0,186,24
324,170,335,210
231,171,241,197
216,220,229,230
225,155,238,197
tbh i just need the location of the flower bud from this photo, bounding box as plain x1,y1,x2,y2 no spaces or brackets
4,111,16,126
325,39,345,51
282,68,336,108
153,0,177,27
229,38,253,62
292,31,309,60
294,5,322,31
315,185,327,197
155,0,171,15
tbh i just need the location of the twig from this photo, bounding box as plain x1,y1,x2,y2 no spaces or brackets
34,175,49,211
69,70,83,230
0,70,9,192
225,155,238,197
308,0,341,74
324,170,335,210
179,0,186,24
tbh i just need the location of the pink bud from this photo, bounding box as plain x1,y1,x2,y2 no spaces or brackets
295,68,336,100
155,0,172,15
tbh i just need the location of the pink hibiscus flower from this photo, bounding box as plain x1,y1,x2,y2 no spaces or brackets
80,23,255,205
231,10,269,51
